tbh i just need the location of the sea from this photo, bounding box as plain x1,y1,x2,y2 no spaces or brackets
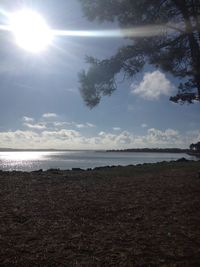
0,150,197,172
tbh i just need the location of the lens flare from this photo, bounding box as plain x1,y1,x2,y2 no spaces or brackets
52,25,167,38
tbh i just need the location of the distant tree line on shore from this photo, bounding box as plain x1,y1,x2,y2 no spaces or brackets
107,148,190,153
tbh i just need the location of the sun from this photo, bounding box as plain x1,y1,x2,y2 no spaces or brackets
9,9,53,53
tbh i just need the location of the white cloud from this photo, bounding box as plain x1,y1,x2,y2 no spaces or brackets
0,127,198,150
113,127,121,131
76,124,85,128
42,129,80,140
141,124,148,128
145,128,180,145
2,114,199,150
115,131,132,144
75,122,95,128
53,122,71,127
22,116,34,122
42,113,58,118
22,114,95,131
0,130,40,149
99,131,106,136
86,122,95,128
24,123,46,130
131,70,174,100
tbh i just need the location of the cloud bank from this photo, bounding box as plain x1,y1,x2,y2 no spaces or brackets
0,113,198,150
0,127,197,150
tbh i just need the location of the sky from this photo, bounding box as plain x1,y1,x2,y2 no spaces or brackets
0,0,199,150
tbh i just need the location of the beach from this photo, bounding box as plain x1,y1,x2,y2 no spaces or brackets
0,161,200,266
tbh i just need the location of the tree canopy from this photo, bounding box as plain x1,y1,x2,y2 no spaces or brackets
190,141,200,151
78,0,200,108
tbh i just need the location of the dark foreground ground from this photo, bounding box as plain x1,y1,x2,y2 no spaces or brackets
0,161,200,266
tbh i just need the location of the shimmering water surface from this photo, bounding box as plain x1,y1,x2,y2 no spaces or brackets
0,150,196,172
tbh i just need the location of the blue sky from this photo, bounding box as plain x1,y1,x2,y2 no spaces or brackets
0,0,199,149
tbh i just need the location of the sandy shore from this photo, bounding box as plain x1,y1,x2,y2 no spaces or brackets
0,161,200,266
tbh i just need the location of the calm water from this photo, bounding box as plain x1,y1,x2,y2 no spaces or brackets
0,150,196,172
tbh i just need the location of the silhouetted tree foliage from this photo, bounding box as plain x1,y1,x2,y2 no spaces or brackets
190,141,200,151
79,0,200,107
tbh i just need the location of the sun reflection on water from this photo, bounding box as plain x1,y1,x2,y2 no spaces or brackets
0,151,50,161
0,151,54,171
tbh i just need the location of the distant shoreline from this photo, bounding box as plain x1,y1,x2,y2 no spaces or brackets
107,148,190,153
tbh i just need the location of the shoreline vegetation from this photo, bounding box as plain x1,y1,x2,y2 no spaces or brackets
0,160,200,266
107,148,200,157
107,148,190,153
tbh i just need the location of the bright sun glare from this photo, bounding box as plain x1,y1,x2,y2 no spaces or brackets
9,9,53,53
0,8,169,54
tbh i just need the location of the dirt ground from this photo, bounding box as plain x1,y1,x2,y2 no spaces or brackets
0,161,200,266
